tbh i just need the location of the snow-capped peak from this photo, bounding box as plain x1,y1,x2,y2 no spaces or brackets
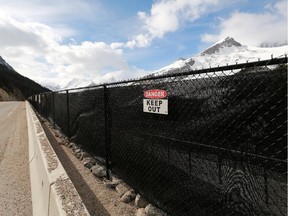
151,36,287,77
63,78,96,90
201,37,242,56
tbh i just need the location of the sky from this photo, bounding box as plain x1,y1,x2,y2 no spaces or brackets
0,0,287,88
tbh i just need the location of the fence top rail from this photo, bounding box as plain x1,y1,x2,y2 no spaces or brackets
41,56,287,94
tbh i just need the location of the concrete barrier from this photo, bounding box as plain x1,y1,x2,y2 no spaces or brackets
26,101,90,216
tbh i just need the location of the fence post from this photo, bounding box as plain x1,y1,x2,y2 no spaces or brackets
39,94,42,114
218,155,222,184
264,166,269,205
52,92,55,129
168,143,171,164
45,94,48,118
188,151,192,172
36,94,39,111
103,85,111,180
66,90,70,138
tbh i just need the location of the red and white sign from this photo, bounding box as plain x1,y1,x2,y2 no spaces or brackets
144,89,167,99
143,89,168,115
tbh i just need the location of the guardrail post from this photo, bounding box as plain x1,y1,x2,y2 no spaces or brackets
103,85,111,180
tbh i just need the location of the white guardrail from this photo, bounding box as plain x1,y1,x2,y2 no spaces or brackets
26,101,90,216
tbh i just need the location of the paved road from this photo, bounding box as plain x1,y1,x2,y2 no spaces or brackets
0,102,32,215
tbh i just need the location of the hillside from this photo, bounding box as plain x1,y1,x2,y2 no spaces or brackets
0,56,50,101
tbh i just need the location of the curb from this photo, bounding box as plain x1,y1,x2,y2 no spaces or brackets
26,101,90,216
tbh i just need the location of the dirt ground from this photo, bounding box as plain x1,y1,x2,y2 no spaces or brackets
41,119,137,216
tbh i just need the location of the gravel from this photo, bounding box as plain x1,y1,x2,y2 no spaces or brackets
42,121,137,216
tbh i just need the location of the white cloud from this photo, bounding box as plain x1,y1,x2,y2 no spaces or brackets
0,13,147,89
0,0,102,23
201,0,287,47
126,34,152,48
0,0,104,40
0,12,60,52
126,0,219,48
46,41,130,80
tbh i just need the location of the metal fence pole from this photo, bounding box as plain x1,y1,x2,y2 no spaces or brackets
264,166,269,205
103,85,111,180
52,92,55,129
40,94,42,113
168,143,171,164
45,94,48,118
218,156,223,184
37,94,40,111
188,151,192,172
66,90,70,138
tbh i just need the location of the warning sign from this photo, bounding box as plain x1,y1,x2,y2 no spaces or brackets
143,99,168,115
143,89,168,115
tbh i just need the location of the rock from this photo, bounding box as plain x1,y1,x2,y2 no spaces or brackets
103,177,123,189
83,157,94,169
135,208,147,216
103,180,115,189
120,190,136,203
79,151,90,161
84,162,94,169
74,149,81,154
145,204,167,216
111,177,123,185
55,132,60,137
90,159,96,165
81,151,90,158
82,157,92,164
115,184,130,197
91,165,106,178
71,143,79,151
75,153,82,160
63,137,69,142
135,194,149,208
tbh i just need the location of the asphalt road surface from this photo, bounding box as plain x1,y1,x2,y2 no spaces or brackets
0,102,32,215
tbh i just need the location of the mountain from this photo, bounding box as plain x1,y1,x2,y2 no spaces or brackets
0,56,15,72
63,78,96,90
0,56,50,101
43,78,96,91
37,37,287,90
200,37,242,55
151,37,288,77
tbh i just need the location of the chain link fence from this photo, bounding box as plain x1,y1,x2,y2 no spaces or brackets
30,57,287,216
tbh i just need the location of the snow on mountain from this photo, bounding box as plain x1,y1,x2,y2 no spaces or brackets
201,37,242,55
43,83,62,91
153,37,288,77
38,37,287,90
62,78,96,90
40,78,96,91
0,56,16,71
